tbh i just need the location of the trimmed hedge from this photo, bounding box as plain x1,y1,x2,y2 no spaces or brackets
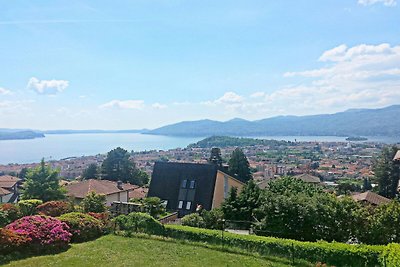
380,243,400,267
163,225,384,267
58,212,103,242
18,199,43,216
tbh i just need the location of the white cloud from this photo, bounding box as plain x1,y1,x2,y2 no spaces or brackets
27,77,69,95
250,92,266,98
100,100,145,109
152,103,167,109
216,91,243,104
0,87,11,95
358,0,397,6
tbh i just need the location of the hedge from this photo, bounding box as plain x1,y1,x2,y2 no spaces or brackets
380,243,400,267
58,212,103,242
163,225,384,267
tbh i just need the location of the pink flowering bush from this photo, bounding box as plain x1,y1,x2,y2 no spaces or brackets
5,215,71,250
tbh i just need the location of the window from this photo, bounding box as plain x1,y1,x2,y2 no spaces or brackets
189,180,196,189
178,200,184,209
181,179,187,188
186,201,192,210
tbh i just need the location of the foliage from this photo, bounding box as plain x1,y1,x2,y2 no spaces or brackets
36,201,74,217
142,197,165,218
373,146,400,199
381,243,400,267
81,191,106,213
113,212,164,236
163,225,383,267
181,213,205,228
87,212,109,225
18,167,29,179
58,212,103,242
81,163,99,179
0,228,31,254
228,148,252,182
222,180,262,226
5,215,71,249
362,201,400,244
337,179,362,195
101,147,149,186
201,209,224,230
21,159,66,202
0,204,21,227
208,147,223,166
18,199,43,216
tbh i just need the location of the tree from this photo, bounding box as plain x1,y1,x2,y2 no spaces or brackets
18,168,28,180
21,159,66,202
101,147,149,186
228,148,252,182
373,146,400,199
208,147,223,167
82,191,106,213
82,163,99,179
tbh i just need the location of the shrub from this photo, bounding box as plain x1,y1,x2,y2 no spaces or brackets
0,228,31,253
202,209,224,230
37,201,73,217
0,204,21,222
59,212,103,242
113,212,164,236
5,215,71,250
381,243,400,267
88,212,110,230
181,213,205,228
162,225,383,267
81,192,106,213
18,199,43,216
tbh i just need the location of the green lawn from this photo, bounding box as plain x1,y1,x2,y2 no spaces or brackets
2,235,311,267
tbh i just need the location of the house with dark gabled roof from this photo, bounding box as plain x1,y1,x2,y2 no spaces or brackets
148,162,244,217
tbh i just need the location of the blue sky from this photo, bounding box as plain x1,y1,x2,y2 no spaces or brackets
0,0,399,129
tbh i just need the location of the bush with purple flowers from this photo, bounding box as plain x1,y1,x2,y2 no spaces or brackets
5,215,71,250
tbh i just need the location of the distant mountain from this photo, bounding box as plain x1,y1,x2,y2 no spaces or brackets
147,105,400,137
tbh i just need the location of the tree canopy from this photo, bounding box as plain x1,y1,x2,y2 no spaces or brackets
373,146,400,199
22,159,66,202
208,147,223,167
101,147,149,186
228,148,251,182
82,163,99,180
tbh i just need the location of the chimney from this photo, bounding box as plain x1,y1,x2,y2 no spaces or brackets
117,180,123,190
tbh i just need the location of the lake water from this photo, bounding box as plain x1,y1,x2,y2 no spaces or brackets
0,133,398,165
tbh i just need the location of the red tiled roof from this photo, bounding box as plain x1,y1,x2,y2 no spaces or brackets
129,187,148,199
0,175,20,188
351,191,390,206
0,187,12,196
65,179,137,199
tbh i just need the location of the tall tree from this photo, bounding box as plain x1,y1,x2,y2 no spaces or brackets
228,148,251,182
22,159,66,202
373,146,400,199
82,163,99,179
208,147,223,167
101,147,149,186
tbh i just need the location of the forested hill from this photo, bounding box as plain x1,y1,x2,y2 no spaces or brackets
188,136,290,148
147,105,400,137
0,130,45,140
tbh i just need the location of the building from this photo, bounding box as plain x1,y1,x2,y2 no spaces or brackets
0,175,21,203
294,173,321,184
65,179,137,206
148,162,244,217
351,191,390,206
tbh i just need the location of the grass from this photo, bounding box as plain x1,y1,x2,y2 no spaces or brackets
2,235,312,267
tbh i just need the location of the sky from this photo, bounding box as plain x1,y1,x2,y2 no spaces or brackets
0,0,399,130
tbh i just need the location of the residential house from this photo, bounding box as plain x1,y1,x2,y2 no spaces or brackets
148,162,244,217
0,175,21,203
294,173,321,184
351,191,390,206
65,179,137,206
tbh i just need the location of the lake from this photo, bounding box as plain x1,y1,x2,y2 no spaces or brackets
0,133,398,165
